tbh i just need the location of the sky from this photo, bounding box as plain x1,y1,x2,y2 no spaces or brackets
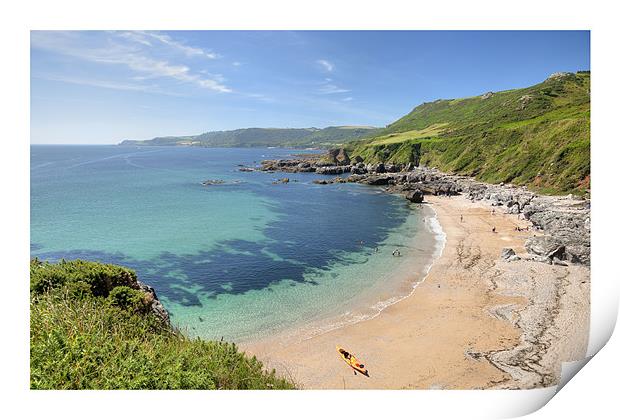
30,30,590,144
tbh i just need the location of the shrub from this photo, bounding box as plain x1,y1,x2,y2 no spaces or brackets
107,286,149,314
30,259,138,296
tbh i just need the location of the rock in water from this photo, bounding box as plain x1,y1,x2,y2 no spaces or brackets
315,166,346,175
202,179,226,186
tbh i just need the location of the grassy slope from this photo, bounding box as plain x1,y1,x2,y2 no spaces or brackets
349,72,590,195
121,126,379,149
30,260,294,390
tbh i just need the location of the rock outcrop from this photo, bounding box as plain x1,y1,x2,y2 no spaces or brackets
404,189,424,203
137,281,171,325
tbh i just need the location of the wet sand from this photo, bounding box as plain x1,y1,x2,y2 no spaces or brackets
243,195,590,389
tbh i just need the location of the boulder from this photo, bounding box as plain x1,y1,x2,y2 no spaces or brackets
351,165,367,175
405,189,424,203
362,175,392,186
501,248,516,260
315,166,345,175
525,235,567,262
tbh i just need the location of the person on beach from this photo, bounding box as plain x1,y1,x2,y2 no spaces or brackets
374,247,379,253
460,214,463,222
492,227,496,233
492,208,496,215
392,248,401,257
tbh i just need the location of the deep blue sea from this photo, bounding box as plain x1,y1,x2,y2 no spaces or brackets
31,145,442,342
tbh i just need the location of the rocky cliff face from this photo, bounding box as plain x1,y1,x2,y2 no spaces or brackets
137,281,171,325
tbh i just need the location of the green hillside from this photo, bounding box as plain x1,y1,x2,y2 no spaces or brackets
120,126,378,149
349,72,590,195
30,259,294,390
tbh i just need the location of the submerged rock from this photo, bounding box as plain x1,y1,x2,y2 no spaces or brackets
202,179,227,186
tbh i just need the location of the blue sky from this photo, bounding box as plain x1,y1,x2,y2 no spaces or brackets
31,31,590,144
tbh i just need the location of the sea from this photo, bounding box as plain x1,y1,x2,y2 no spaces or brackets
30,145,444,343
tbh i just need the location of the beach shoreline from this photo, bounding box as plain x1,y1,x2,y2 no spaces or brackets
237,201,445,348
242,194,590,389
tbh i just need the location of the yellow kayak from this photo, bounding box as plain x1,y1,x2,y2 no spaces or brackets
336,346,369,376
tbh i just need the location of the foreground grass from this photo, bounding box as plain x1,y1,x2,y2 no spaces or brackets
30,259,295,390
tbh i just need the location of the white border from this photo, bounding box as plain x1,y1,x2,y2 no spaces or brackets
3,1,618,419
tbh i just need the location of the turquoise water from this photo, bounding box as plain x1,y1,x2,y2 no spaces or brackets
31,145,442,342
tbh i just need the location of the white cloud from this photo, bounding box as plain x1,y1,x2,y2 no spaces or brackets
317,59,334,72
32,74,183,96
31,31,231,93
318,83,350,95
132,31,218,58
232,61,242,67
116,31,152,47
342,97,354,102
246,93,275,103
318,78,351,95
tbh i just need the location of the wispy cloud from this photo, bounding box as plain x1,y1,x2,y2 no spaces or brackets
317,59,334,72
31,31,231,93
316,78,350,95
126,31,219,58
342,97,354,102
33,74,184,96
318,84,350,94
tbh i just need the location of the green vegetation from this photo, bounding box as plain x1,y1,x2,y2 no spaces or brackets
120,126,379,149
30,259,295,390
349,72,590,195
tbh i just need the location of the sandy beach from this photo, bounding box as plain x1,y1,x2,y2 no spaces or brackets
243,195,590,389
